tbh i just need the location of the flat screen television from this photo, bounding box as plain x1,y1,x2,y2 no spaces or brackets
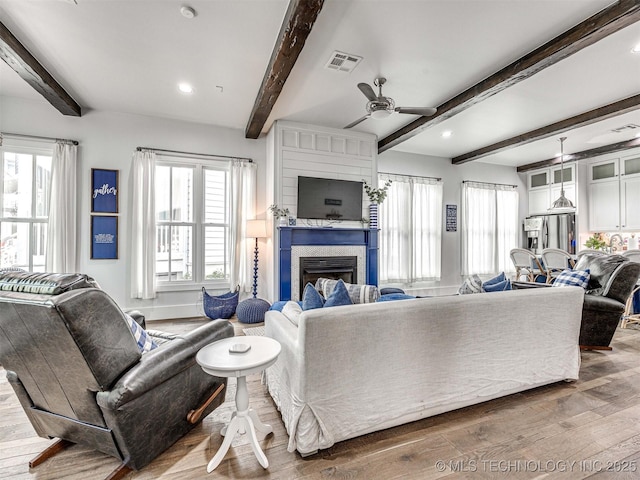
297,176,363,221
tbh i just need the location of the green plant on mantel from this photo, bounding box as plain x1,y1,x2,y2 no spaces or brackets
585,233,607,250
268,204,290,218
363,179,392,204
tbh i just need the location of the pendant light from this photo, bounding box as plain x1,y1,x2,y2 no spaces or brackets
549,136,575,211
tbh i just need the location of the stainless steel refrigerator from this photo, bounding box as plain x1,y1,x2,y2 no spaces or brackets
523,213,576,255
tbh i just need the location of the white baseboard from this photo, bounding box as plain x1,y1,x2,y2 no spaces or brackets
127,303,206,322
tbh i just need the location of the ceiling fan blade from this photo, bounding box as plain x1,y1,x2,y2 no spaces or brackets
344,115,370,129
395,106,437,116
357,83,377,101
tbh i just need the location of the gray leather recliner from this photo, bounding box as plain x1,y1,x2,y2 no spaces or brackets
0,271,234,478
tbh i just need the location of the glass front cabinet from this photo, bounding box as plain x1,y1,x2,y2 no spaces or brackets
527,164,576,215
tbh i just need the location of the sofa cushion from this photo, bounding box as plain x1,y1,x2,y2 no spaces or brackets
302,283,325,310
0,271,98,295
552,269,590,289
315,278,380,304
124,313,158,353
458,274,483,294
483,278,512,292
282,301,303,326
323,279,353,307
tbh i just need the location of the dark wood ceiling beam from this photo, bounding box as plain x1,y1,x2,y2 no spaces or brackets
0,21,81,116
517,137,640,173
245,0,324,139
452,94,640,164
378,0,640,154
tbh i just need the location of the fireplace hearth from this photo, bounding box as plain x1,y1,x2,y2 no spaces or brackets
299,256,357,298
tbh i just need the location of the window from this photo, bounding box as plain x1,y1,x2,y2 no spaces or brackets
378,174,443,284
461,182,518,275
155,158,229,286
0,146,52,271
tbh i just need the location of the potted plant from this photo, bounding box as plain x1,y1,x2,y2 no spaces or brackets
585,233,607,251
269,204,290,227
363,179,392,229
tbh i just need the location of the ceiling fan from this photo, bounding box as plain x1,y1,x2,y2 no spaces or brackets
344,77,437,129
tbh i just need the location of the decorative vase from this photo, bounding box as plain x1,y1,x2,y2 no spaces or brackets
278,216,288,227
369,203,378,229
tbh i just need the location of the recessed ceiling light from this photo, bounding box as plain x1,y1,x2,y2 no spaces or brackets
180,6,196,18
632,42,640,53
178,83,194,94
442,131,452,138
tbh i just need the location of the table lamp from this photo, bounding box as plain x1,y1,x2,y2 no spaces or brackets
236,219,271,324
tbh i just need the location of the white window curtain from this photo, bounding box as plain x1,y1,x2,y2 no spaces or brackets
229,160,256,294
130,149,157,299
379,173,443,284
46,142,77,273
461,181,518,276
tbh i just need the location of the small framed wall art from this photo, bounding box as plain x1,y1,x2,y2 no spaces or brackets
91,215,118,259
91,168,119,213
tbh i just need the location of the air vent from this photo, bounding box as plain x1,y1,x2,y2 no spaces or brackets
611,124,640,133
324,51,363,73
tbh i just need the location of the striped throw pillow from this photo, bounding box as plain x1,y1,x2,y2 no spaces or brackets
314,278,380,304
551,269,590,289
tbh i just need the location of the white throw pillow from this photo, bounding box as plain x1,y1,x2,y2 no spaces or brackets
281,301,303,326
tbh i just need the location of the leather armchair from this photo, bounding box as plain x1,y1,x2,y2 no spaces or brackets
513,253,640,350
574,253,640,349
0,271,234,478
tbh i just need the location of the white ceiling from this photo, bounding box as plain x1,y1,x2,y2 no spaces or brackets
1,0,639,168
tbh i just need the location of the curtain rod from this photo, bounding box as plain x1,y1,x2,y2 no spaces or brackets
1,132,78,146
136,146,252,162
463,180,517,188
379,171,442,181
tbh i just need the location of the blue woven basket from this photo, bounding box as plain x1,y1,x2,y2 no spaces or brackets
202,286,239,320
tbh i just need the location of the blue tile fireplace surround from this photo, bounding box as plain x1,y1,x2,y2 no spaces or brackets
278,226,378,301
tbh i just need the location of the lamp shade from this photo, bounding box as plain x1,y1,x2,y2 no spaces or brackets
246,219,267,238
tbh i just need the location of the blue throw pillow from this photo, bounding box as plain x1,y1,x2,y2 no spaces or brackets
124,313,158,353
302,282,325,310
482,278,512,292
323,279,353,308
482,272,506,291
552,269,590,289
269,300,288,311
376,293,416,302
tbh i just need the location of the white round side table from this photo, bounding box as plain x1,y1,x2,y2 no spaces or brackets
196,335,281,472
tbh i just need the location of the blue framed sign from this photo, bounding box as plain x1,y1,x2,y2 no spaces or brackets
446,204,457,232
91,168,119,213
91,216,118,259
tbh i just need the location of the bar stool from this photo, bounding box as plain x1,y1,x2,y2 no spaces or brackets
541,248,576,284
509,248,544,282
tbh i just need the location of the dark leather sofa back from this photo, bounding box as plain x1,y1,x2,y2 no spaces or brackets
575,253,640,304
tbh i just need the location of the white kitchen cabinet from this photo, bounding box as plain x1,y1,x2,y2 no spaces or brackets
527,164,575,215
589,180,620,231
621,175,640,230
588,154,640,231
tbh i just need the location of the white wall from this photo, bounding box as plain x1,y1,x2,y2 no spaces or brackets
378,150,527,294
1,95,267,320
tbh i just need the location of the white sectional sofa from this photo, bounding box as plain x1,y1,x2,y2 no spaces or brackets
264,286,584,456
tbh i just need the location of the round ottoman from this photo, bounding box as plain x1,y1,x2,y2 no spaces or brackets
236,298,271,324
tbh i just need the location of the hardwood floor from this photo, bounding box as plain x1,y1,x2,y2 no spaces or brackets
3,318,640,479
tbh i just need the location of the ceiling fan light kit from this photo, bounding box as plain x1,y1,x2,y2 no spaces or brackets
344,77,436,129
